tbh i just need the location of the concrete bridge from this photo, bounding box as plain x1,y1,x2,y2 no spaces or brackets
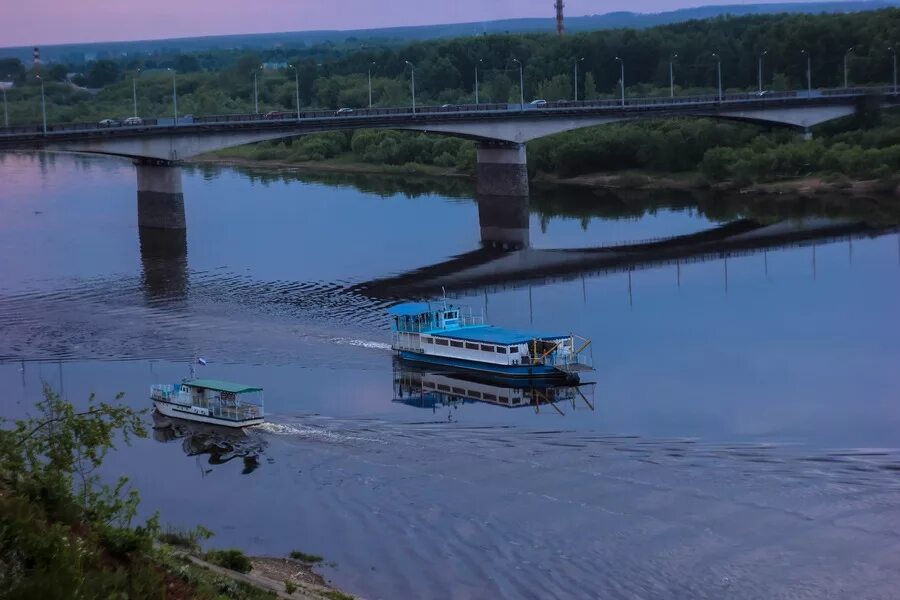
0,86,894,230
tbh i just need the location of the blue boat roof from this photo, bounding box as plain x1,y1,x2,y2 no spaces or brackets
388,302,433,316
428,326,568,346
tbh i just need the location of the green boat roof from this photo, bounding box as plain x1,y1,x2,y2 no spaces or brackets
183,379,263,394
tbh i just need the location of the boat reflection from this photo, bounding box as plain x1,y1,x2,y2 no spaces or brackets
393,360,596,416
152,411,267,474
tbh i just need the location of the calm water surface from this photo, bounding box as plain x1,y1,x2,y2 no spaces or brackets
2,152,900,599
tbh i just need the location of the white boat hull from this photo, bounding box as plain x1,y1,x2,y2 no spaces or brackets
153,400,263,428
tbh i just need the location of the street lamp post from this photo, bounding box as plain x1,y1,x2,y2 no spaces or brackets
574,57,584,101
167,68,178,125
889,46,897,95
615,56,625,107
132,68,141,117
801,49,812,96
713,53,723,102
404,60,416,114
252,66,262,114
36,75,47,133
670,52,678,97
844,47,854,89
758,49,768,92
512,58,524,109
368,62,375,107
288,64,301,120
475,58,483,104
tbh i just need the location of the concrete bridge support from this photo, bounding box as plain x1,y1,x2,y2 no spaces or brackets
476,143,529,197
135,161,186,230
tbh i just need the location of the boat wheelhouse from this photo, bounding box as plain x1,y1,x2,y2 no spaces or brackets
150,379,264,428
389,301,592,380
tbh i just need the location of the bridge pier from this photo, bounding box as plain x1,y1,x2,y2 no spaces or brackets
476,143,529,197
139,226,188,302
135,161,186,230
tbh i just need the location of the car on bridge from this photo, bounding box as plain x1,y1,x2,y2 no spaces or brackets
98,118,120,127
529,99,548,108
123,117,143,126
334,107,354,116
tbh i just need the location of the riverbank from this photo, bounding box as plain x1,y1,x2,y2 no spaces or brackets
194,154,900,200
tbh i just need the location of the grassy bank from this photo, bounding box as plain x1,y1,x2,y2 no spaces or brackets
0,386,352,600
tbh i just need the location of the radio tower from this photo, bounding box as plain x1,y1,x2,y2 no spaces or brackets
555,0,565,36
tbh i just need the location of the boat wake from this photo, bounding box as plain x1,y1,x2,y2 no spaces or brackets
329,337,392,351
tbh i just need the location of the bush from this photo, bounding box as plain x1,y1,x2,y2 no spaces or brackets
285,580,298,594
289,550,324,563
206,548,253,574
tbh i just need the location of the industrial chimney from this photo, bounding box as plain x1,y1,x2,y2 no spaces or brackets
555,0,565,36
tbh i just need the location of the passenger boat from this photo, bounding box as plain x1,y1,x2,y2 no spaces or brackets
150,379,264,428
389,301,593,381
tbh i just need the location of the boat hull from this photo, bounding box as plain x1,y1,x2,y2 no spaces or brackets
153,399,263,428
398,350,577,381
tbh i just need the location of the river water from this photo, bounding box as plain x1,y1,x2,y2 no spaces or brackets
2,152,900,599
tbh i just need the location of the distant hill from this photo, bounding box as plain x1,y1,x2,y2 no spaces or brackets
2,0,897,64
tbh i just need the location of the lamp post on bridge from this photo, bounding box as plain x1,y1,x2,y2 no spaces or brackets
367,61,375,107
574,57,584,101
288,64,301,120
801,49,812,97
2,84,8,128
669,52,677,98
844,47,854,89
252,65,263,115
475,58,483,104
512,58,524,109
712,52,723,102
131,68,142,118
758,49,768,92
166,68,178,125
889,46,897,96
404,60,416,114
615,56,625,107
36,74,47,134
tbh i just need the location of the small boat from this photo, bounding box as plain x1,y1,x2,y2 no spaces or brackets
389,301,593,381
150,379,264,428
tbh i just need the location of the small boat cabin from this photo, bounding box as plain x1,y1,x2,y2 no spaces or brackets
151,379,264,428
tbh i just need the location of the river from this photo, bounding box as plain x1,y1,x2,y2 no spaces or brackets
2,152,900,599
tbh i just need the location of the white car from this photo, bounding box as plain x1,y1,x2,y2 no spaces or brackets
529,99,548,108
334,107,354,116
98,118,120,127
123,116,143,126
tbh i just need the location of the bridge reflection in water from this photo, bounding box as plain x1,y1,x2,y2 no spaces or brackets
358,190,900,300
393,360,596,417
139,226,189,304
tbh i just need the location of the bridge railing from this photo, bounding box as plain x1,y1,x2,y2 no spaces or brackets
1,86,896,137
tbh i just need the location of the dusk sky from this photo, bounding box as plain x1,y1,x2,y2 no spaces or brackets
6,0,816,47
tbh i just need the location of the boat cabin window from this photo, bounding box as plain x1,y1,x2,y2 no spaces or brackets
435,339,449,346
437,384,451,392
483,393,497,401
423,337,433,344
509,347,519,354
452,387,465,394
450,341,464,348
465,343,479,350
480,344,494,352
496,346,508,354
444,311,457,319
